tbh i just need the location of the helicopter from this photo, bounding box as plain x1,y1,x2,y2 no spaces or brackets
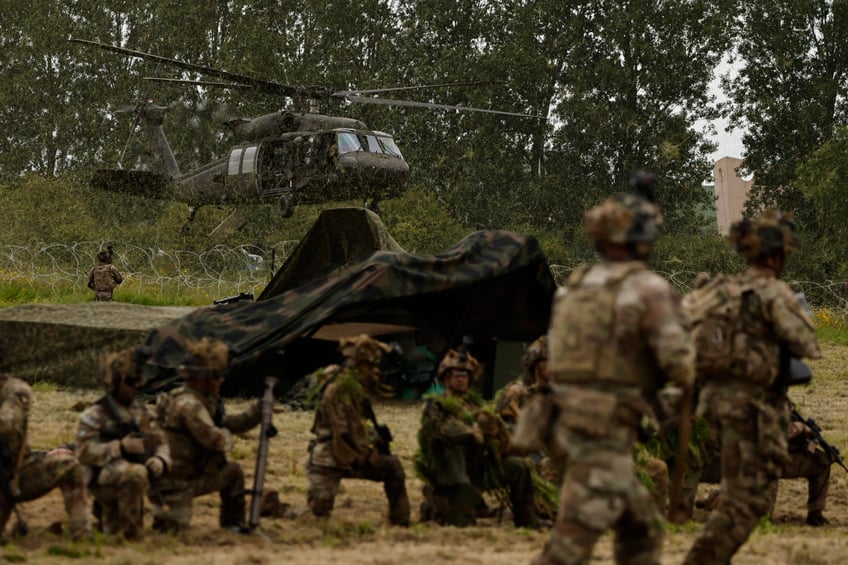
71,38,541,232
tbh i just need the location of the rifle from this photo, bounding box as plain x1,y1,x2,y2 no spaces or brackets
361,397,393,455
0,442,28,536
99,395,168,508
790,405,848,474
213,292,254,306
245,377,278,534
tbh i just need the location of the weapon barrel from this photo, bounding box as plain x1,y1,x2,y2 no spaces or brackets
247,377,278,530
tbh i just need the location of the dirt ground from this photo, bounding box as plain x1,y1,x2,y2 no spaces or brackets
6,343,848,564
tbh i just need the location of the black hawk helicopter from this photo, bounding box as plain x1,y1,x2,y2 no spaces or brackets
71,39,540,233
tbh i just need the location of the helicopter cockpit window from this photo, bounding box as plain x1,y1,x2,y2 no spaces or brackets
364,135,383,154
336,132,362,154
377,136,402,158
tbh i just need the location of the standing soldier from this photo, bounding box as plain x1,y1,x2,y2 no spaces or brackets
87,248,123,302
417,348,539,528
684,210,821,564
306,334,410,526
534,188,695,565
76,345,170,540
152,337,262,532
0,343,91,540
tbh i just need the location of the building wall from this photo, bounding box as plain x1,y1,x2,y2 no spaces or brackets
713,156,753,235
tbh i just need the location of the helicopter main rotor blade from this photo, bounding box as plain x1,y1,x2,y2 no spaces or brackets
70,38,330,99
336,81,502,96
143,77,255,90
344,95,545,119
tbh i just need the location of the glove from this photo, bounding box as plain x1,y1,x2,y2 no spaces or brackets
145,456,165,478
120,436,146,456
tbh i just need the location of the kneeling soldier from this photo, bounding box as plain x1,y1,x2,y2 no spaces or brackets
153,337,262,532
307,334,410,526
76,345,170,540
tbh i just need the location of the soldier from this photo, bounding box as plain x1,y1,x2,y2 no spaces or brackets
151,337,262,532
76,345,170,540
87,248,123,302
534,190,695,565
306,334,410,526
0,343,90,540
498,336,563,485
417,348,539,528
683,210,821,564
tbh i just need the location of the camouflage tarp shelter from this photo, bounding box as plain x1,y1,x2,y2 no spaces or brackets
144,227,557,397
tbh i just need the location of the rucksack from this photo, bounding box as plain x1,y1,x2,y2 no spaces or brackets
682,273,753,380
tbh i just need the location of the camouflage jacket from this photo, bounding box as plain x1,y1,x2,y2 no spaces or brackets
731,266,821,389
548,260,695,408
76,394,170,472
155,385,260,480
308,365,376,470
495,380,539,428
87,264,122,292
0,374,32,464
415,391,508,488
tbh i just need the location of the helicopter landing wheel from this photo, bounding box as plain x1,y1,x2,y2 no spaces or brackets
278,192,295,218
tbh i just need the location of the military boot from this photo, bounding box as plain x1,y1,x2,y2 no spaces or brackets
220,490,246,529
806,510,829,526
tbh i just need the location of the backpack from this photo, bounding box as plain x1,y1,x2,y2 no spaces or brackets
682,273,753,380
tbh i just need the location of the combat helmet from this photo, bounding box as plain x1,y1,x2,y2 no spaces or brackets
179,337,230,379
585,193,662,245
101,345,152,391
728,209,799,262
521,336,548,385
339,334,393,366
437,348,482,382
97,249,112,264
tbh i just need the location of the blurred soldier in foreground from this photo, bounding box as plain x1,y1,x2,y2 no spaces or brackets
683,211,821,564
417,348,540,528
87,247,123,302
535,184,695,565
0,343,91,540
76,345,170,540
306,335,410,526
152,337,262,532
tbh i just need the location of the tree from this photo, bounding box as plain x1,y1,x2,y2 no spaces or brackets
726,0,848,228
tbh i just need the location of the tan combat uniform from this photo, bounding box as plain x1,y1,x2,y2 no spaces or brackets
88,263,122,301
0,374,90,539
153,385,261,531
538,259,695,565
307,364,410,525
76,394,170,538
683,265,821,564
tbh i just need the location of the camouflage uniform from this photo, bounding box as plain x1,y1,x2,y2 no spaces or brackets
498,336,564,484
76,346,170,539
307,335,410,526
417,349,539,528
87,249,122,302
152,338,262,532
535,190,695,565
684,211,821,565
0,374,90,540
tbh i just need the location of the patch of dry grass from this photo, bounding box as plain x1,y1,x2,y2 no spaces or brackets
6,347,848,564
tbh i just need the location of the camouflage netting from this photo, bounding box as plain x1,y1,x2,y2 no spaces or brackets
259,207,405,300
0,303,196,387
144,228,557,397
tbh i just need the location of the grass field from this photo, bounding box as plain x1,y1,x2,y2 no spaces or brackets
5,342,848,564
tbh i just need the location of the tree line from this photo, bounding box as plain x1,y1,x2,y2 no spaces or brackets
1,1,847,287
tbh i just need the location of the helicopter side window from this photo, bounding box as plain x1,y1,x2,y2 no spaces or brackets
336,132,362,154
242,145,258,173
228,148,244,175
